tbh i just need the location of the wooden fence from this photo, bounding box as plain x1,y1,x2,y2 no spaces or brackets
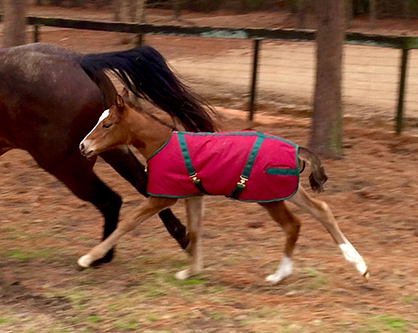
22,16,418,133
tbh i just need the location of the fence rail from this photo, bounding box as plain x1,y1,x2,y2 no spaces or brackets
19,16,418,133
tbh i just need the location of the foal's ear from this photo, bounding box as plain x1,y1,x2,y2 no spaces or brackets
115,94,125,110
121,87,129,100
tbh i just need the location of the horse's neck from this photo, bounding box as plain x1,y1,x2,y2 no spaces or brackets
127,108,172,159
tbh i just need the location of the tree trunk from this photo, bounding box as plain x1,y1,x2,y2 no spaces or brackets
113,0,121,21
309,0,345,159
173,0,181,20
370,0,377,29
2,0,27,48
404,0,410,28
346,0,352,28
297,0,307,29
130,0,145,23
113,0,130,22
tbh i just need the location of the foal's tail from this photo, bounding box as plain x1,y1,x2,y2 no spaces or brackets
80,46,218,132
298,147,328,193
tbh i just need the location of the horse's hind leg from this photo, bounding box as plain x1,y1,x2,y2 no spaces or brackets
175,196,204,280
99,147,189,250
288,185,369,280
78,197,177,268
259,201,301,284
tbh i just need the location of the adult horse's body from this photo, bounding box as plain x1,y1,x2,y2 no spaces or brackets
0,43,216,262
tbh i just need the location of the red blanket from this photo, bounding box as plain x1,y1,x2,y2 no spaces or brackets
147,131,299,202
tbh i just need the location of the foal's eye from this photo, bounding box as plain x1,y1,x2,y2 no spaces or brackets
102,123,112,129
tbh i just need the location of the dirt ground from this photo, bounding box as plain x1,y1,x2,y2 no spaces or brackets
0,6,418,333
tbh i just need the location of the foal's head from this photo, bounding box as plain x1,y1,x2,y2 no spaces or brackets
79,94,129,158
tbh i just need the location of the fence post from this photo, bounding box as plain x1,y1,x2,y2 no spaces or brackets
136,33,144,47
396,47,409,135
33,24,40,42
248,39,261,121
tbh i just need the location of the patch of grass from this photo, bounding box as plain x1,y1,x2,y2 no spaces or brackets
112,316,141,331
165,276,206,288
62,289,90,311
113,321,140,330
358,314,410,333
375,315,409,332
86,315,101,323
49,328,71,333
208,310,231,320
1,248,51,261
299,267,328,288
401,295,417,303
185,279,206,285
148,289,166,298
0,317,10,324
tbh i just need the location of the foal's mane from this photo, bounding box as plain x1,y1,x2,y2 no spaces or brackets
80,46,219,132
125,99,178,131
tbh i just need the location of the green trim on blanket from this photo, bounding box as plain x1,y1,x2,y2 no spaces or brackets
177,132,195,176
147,131,173,161
266,168,299,176
229,133,265,199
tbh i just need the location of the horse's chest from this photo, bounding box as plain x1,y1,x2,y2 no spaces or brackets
146,132,299,202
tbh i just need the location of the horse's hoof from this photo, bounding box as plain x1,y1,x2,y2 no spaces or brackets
363,270,370,282
77,255,92,269
175,269,190,280
265,274,282,285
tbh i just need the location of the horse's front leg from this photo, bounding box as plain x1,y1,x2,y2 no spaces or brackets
78,197,177,268
175,196,204,280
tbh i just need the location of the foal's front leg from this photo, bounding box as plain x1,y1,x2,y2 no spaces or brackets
78,197,177,268
175,196,204,280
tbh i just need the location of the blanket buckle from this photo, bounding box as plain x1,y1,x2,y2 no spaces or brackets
190,172,199,183
237,175,248,188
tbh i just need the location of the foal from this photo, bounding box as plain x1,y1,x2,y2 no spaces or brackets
79,95,369,284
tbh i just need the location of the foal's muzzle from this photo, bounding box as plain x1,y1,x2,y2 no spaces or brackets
79,141,94,158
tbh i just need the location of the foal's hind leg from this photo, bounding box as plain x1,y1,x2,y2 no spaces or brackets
260,201,301,284
78,197,177,268
288,185,369,280
175,196,204,280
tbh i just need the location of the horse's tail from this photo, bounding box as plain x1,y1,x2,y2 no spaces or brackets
298,147,328,193
80,46,218,132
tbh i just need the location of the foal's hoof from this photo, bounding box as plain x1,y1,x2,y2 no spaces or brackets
175,269,190,280
77,255,93,269
265,273,290,285
175,268,201,280
363,270,370,282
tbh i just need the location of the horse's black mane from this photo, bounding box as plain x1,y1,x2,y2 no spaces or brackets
80,46,218,132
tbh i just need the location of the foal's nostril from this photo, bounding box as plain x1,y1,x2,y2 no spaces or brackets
79,142,85,153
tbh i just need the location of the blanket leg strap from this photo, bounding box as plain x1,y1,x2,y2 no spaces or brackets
229,133,264,199
178,132,209,194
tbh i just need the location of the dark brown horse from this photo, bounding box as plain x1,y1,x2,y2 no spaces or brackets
0,43,217,263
